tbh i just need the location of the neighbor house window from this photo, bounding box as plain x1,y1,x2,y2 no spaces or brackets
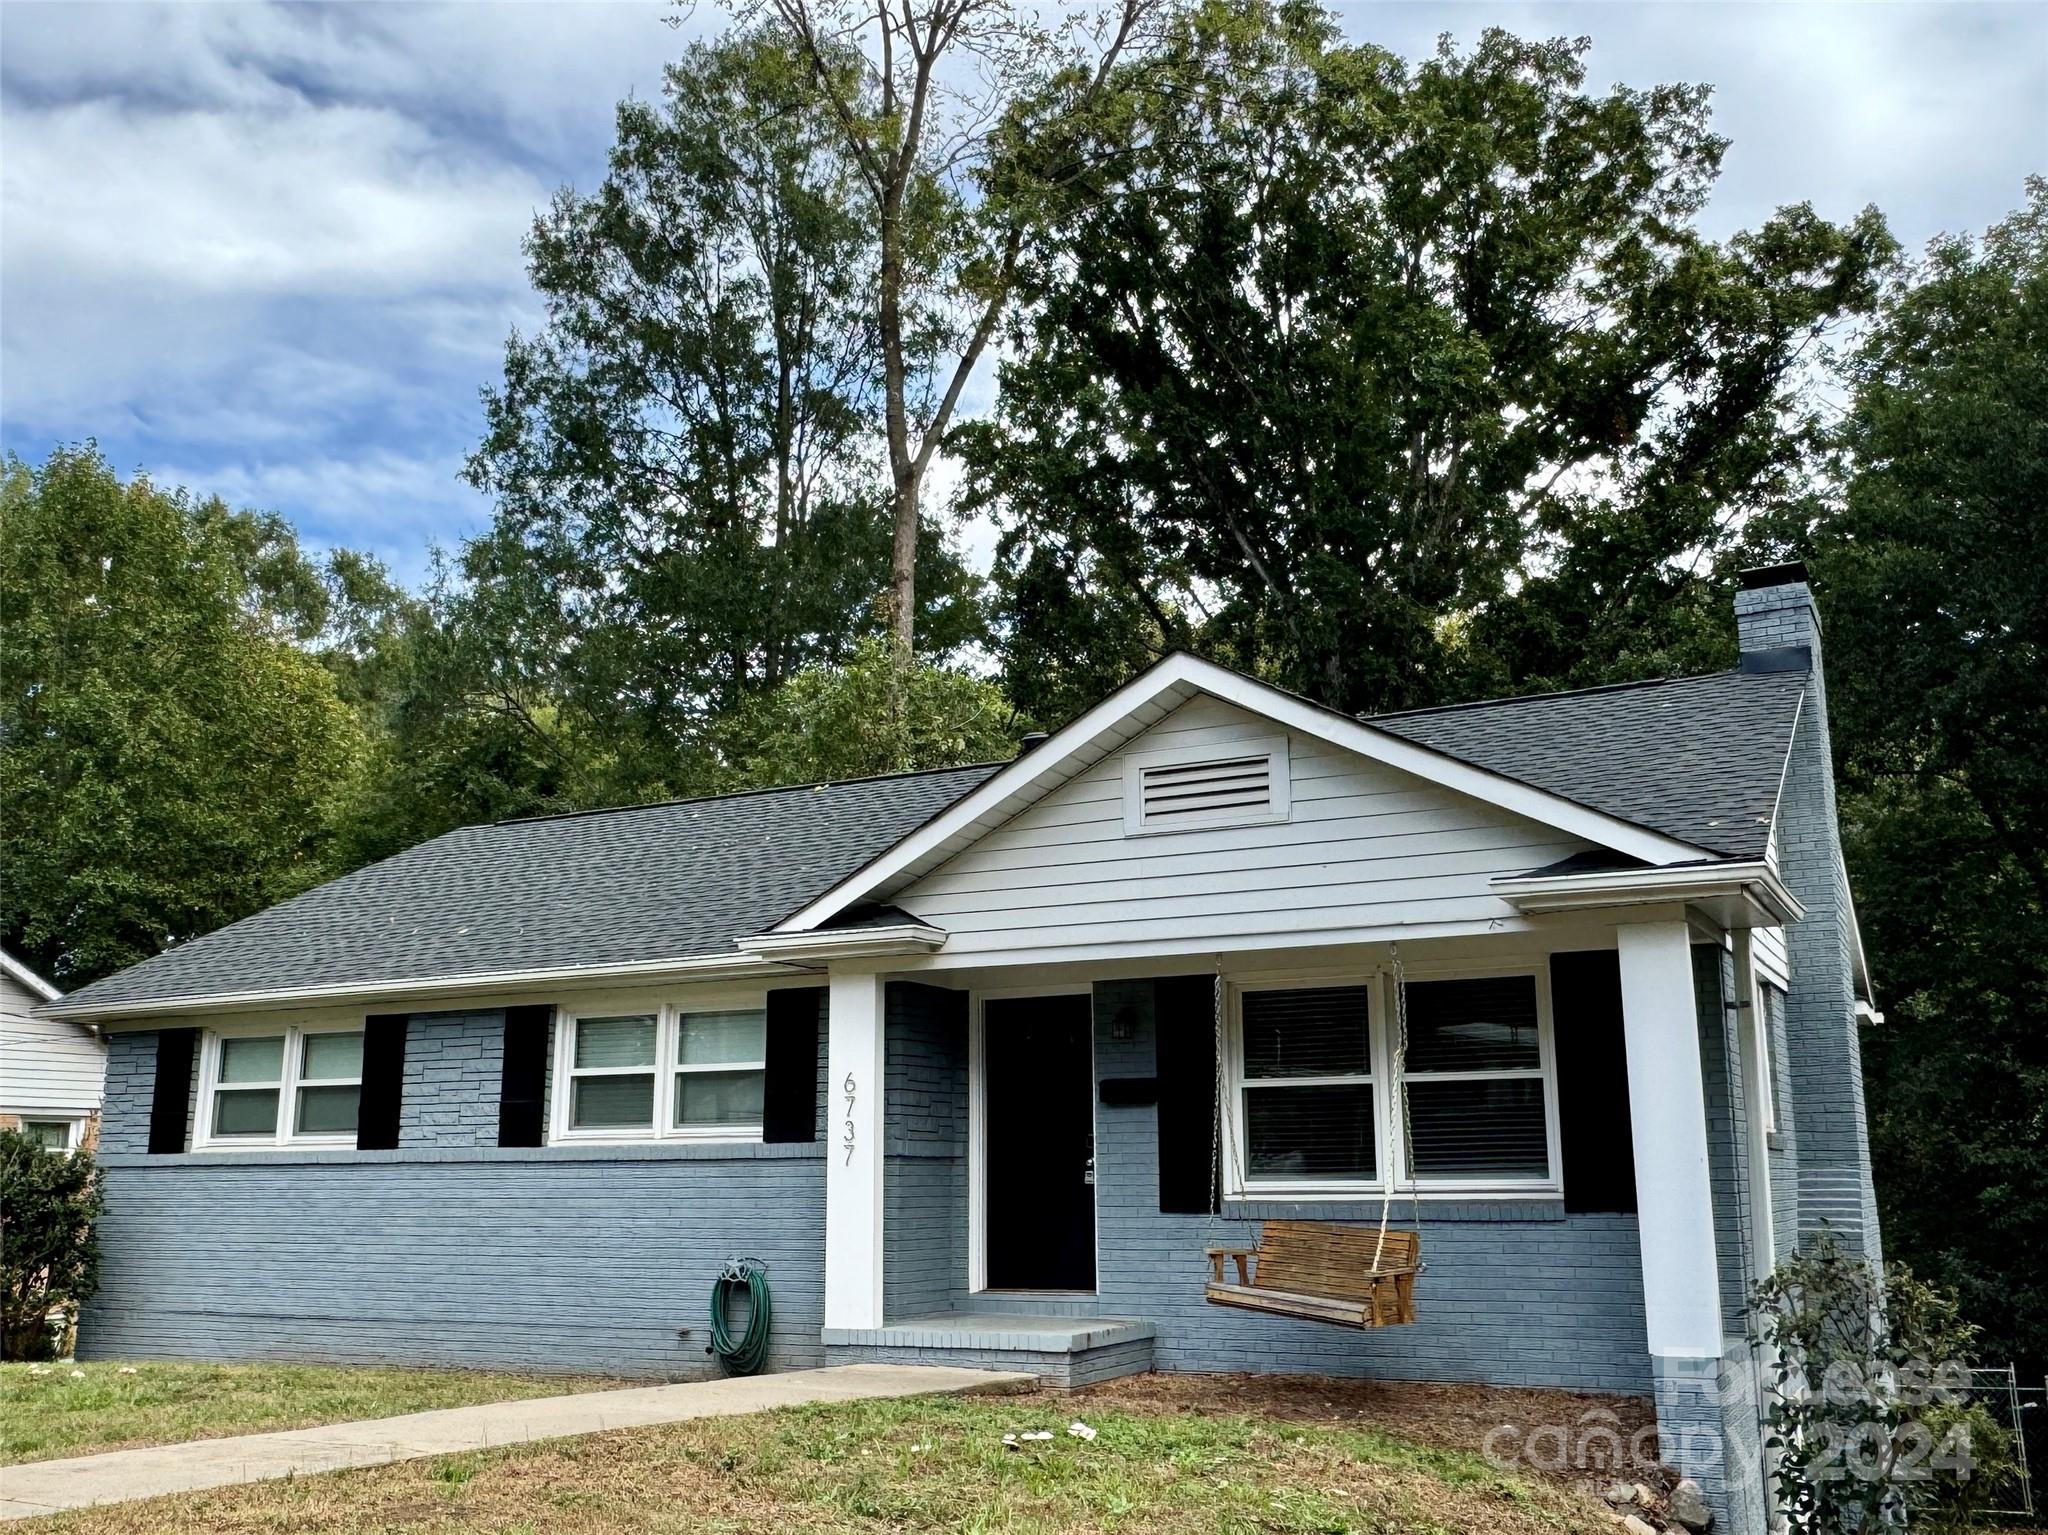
556,1003,768,1142
1236,985,1375,1185
1401,975,1553,1184
199,1026,364,1148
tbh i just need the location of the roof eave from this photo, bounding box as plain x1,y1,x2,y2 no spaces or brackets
1491,860,1806,928
736,924,950,963
37,952,807,1024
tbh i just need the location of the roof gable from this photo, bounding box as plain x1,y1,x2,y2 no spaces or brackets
775,653,1721,934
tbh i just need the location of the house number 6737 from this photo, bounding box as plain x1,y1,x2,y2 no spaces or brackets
842,1073,858,1165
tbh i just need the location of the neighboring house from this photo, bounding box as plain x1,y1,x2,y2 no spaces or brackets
40,565,1878,1535
1,949,102,1150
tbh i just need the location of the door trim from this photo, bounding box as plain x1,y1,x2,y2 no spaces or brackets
967,983,1097,1295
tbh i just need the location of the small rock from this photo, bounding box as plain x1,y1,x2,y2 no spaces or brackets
1633,1483,1659,1508
1066,1421,1097,1442
1622,1515,1660,1535
68,1369,84,1379
117,1366,138,1376
1670,1479,1713,1533
1603,1482,1638,1506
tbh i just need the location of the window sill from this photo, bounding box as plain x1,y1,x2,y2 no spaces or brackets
548,1128,765,1149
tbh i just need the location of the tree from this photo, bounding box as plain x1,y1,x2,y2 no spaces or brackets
966,0,1894,720
0,1129,105,1361
717,636,1017,786
0,448,365,986
467,30,986,803
755,0,1160,653
1786,182,2048,1374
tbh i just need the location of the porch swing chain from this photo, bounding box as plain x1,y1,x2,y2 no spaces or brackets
1207,958,1247,1231
1375,943,1421,1271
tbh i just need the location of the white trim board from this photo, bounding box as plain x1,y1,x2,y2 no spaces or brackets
774,653,1714,935
2,950,61,1003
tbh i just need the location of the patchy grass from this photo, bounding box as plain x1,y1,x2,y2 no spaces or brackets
21,1386,1617,1533
0,1360,624,1465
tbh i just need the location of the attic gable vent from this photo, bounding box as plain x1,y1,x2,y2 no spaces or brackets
1124,736,1291,835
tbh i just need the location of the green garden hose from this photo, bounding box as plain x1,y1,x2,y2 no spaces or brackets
710,1257,772,1375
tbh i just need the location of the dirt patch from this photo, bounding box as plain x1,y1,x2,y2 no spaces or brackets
1072,1370,1662,1484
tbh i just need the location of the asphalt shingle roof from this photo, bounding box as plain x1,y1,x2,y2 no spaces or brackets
56,763,1003,1013
1369,665,1808,860
53,661,1810,1015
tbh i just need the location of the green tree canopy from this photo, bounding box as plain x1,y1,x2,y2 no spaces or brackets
1790,181,2048,1373
965,0,1894,719
0,447,365,986
465,28,986,806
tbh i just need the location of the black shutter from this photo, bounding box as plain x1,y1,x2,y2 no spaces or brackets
147,1027,198,1154
496,1004,553,1148
1153,974,1220,1214
763,986,826,1144
355,1014,409,1151
1550,950,1638,1214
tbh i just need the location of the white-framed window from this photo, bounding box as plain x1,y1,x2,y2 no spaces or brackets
1122,735,1291,836
1235,983,1377,1187
1400,973,1556,1187
1756,981,1786,1137
1225,964,1561,1198
196,1024,364,1149
552,1002,767,1143
19,1118,82,1153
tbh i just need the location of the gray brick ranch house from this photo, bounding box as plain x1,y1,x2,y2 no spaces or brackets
43,564,1878,1534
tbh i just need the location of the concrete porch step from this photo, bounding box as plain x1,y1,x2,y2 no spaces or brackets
822,1312,1156,1390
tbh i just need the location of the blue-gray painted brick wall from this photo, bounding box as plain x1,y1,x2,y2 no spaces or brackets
399,1012,504,1148
883,982,967,1322
1694,945,1752,1326
1087,978,1653,1393
1735,580,1881,1264
79,1146,826,1376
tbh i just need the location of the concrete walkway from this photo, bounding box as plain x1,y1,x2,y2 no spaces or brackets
0,1363,1035,1522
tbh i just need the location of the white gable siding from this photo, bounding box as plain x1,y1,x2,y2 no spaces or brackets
1,972,106,1117
900,695,1594,962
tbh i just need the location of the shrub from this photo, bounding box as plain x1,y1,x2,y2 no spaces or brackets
1749,1232,2014,1534
0,1128,106,1360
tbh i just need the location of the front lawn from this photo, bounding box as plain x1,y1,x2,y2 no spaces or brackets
23,1382,1621,1533
0,1360,623,1465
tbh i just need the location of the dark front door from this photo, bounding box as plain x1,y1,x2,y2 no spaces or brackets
983,993,1096,1290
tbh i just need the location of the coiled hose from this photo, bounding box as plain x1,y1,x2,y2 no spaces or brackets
709,1257,772,1375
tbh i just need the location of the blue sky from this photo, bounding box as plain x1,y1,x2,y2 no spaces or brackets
3,0,2044,586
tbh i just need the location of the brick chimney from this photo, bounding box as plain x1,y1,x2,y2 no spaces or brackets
1734,563,1880,1262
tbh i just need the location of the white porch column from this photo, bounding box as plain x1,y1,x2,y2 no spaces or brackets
824,969,887,1331
1615,920,1725,1359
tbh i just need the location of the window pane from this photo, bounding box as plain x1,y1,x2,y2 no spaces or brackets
1242,986,1370,1079
675,1069,764,1127
1404,976,1541,1072
1408,1077,1549,1179
23,1121,71,1150
213,1087,280,1137
219,1035,285,1084
301,1031,364,1081
296,1084,360,1136
574,1016,656,1069
1245,1083,1375,1180
572,1073,654,1128
677,1010,766,1066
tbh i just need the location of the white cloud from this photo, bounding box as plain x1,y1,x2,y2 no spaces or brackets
2,0,2042,590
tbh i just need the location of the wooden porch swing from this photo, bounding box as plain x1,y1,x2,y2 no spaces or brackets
1201,951,1423,1331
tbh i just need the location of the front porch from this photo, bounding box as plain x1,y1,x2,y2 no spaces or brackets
810,918,1779,1519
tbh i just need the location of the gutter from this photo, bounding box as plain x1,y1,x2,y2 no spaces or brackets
1490,859,1807,927
36,952,807,1024
735,923,949,962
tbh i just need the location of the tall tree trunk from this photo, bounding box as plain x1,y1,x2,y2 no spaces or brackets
879,180,918,657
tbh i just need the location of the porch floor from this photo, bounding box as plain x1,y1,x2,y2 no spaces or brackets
821,1313,1157,1389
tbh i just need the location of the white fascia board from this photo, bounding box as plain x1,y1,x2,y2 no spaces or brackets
775,652,1713,935
37,952,802,1024
2,949,61,1002
737,924,948,961
1492,860,1806,927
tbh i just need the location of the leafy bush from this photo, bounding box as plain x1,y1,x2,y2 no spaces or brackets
0,1128,106,1360
1750,1233,2014,1534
